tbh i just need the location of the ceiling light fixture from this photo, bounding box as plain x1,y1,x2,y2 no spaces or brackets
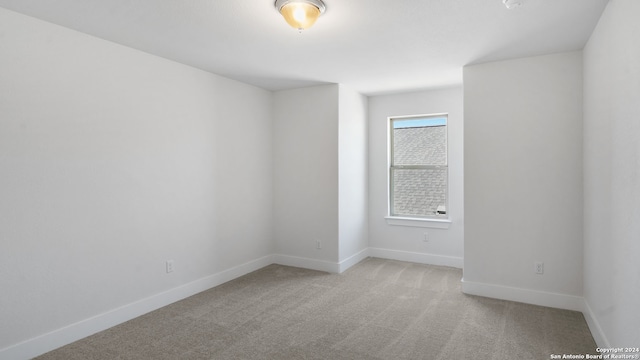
275,0,326,31
503,0,523,9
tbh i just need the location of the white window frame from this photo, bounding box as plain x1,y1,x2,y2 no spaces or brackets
385,113,451,229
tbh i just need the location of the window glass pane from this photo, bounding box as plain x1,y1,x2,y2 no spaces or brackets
392,168,447,217
393,123,446,166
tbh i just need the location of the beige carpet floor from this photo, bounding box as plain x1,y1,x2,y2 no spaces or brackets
36,257,597,359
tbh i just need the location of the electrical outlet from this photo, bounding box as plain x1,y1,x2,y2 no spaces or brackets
534,262,544,275
166,260,175,273
423,232,429,242
316,240,322,250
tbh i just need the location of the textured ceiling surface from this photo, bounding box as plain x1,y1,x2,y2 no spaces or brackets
0,0,609,95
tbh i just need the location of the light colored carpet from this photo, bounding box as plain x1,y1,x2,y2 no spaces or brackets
36,257,596,359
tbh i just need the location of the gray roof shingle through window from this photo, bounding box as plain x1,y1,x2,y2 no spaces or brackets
392,126,447,217
394,126,446,165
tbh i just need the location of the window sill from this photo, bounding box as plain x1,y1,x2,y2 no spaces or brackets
385,216,451,229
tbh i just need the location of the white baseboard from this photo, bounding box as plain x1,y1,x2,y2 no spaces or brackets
369,247,463,269
274,247,461,274
461,278,584,312
582,298,610,348
338,248,370,273
272,254,340,273
3,249,610,360
0,255,275,360
460,280,613,346
1,253,352,360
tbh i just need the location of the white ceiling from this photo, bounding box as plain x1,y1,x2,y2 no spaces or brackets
0,0,609,95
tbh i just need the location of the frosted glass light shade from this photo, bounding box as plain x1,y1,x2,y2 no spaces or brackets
275,0,326,31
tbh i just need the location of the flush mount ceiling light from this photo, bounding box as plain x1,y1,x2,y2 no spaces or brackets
503,0,523,9
275,0,326,31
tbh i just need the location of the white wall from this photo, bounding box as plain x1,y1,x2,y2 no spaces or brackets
0,7,273,357
583,0,640,348
273,85,340,266
368,88,464,267
338,85,369,265
463,52,584,309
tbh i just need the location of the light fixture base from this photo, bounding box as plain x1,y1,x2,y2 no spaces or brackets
503,0,523,9
275,0,326,14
